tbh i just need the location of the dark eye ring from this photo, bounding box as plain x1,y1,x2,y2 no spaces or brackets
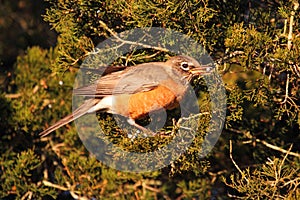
180,62,189,70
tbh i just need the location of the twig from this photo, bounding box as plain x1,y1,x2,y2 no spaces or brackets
142,182,161,193
98,20,169,52
280,73,289,104
176,112,210,131
179,112,210,121
42,180,69,191
283,19,288,35
208,170,228,184
69,192,89,200
228,128,300,158
43,180,89,200
229,140,249,183
215,51,245,67
119,51,162,63
268,63,274,81
283,177,300,187
21,191,33,200
290,61,300,77
5,93,22,99
269,145,293,198
256,139,300,158
277,144,293,181
287,2,299,50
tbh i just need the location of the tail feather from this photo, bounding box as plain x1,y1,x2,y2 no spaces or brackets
39,98,100,137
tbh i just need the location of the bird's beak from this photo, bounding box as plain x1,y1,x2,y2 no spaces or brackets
190,65,214,75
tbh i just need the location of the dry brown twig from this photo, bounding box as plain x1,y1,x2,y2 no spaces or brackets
229,140,249,183
287,2,299,50
98,20,169,53
228,128,300,158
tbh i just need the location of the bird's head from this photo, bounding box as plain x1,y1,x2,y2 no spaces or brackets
166,55,213,80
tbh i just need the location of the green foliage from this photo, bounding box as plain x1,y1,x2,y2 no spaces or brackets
224,156,300,199
43,0,218,72
176,176,213,199
222,3,300,134
0,149,56,199
219,1,300,198
0,46,76,198
9,46,75,133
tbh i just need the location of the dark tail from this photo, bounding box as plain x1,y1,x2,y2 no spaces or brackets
39,98,100,137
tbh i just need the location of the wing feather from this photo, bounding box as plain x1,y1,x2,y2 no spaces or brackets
73,63,171,97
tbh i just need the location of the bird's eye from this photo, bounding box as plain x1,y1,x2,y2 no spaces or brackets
180,62,189,71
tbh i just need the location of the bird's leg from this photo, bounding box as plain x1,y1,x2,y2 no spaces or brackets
127,118,156,138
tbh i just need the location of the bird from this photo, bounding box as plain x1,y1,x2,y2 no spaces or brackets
39,55,213,137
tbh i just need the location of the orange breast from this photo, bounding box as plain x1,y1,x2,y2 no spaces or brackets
127,85,179,119
110,79,187,120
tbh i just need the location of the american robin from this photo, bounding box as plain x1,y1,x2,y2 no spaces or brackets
39,55,212,137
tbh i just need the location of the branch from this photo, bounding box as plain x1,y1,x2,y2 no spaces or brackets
21,191,33,200
98,20,169,52
280,73,289,104
215,50,245,67
277,144,293,184
228,128,300,158
42,180,69,191
287,2,299,50
290,61,300,78
5,93,22,99
256,139,300,158
229,140,249,183
176,112,210,131
42,180,89,200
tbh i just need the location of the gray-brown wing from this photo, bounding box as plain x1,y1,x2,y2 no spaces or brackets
73,62,171,97
79,65,127,76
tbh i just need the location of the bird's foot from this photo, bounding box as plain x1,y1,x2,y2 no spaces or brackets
127,128,157,140
126,118,159,140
